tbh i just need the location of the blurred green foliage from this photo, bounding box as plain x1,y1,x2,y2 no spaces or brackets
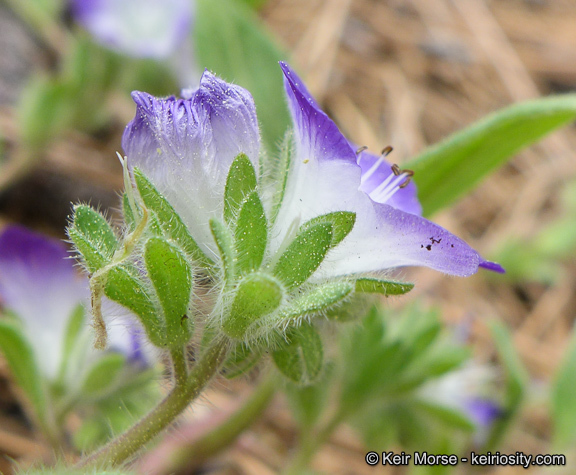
406,95,576,217
494,181,576,283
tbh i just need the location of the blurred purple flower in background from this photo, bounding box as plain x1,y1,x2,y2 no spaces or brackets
419,363,501,436
71,0,193,59
0,225,149,381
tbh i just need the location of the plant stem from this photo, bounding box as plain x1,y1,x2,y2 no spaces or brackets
76,338,229,469
283,409,346,475
162,371,278,473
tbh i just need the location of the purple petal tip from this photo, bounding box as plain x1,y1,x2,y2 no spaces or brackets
479,260,505,274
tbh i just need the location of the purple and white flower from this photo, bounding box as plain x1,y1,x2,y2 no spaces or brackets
419,363,501,435
0,225,150,381
71,0,193,59
122,62,502,279
123,70,260,253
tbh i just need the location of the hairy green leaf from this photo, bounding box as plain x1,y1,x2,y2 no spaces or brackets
268,130,294,225
273,223,333,290
68,204,118,272
145,237,193,348
273,323,323,385
210,218,236,286
355,278,414,296
104,265,165,347
279,281,354,322
299,211,356,248
223,272,283,339
234,191,267,274
134,168,211,265
224,153,257,224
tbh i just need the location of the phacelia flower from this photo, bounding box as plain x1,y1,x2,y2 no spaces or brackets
71,0,193,59
122,62,502,280
123,70,260,252
419,363,502,440
0,225,149,381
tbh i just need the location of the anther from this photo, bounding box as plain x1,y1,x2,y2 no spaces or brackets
360,145,395,185
356,145,368,155
391,163,414,188
381,145,394,156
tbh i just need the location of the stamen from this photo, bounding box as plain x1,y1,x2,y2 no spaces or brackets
370,172,407,202
381,145,393,156
369,164,415,203
360,145,394,185
356,145,368,155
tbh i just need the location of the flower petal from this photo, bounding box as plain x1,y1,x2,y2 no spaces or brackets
103,300,157,368
277,63,496,277
71,0,192,58
0,226,87,379
479,260,505,274
465,397,502,427
319,201,491,277
279,62,357,167
122,71,260,250
273,62,364,247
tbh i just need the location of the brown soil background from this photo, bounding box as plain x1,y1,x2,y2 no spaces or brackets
1,0,576,473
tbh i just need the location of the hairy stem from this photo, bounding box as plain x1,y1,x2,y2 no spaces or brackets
76,338,228,469
161,371,278,473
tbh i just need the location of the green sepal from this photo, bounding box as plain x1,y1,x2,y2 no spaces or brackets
122,192,139,232
146,210,164,237
272,323,323,385
144,237,193,348
299,211,356,247
104,265,165,347
81,353,126,398
68,204,118,272
223,272,283,339
223,342,263,379
0,320,47,421
134,168,211,265
224,153,257,224
273,223,333,290
234,191,267,274
279,281,354,322
355,278,414,296
269,130,294,225
210,218,236,286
